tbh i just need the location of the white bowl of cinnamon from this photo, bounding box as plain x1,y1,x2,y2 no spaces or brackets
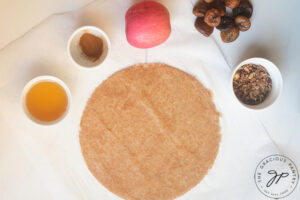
67,26,110,68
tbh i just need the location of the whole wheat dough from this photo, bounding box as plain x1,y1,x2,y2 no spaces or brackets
80,63,221,200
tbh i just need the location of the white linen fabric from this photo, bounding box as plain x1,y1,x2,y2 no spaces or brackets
0,0,299,200
0,0,93,49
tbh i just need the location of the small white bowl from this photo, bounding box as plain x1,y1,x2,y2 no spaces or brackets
67,26,110,69
231,58,283,110
21,76,71,125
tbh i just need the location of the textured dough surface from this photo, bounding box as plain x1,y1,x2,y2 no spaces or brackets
80,63,221,200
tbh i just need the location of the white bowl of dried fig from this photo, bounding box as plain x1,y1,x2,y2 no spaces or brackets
231,58,283,110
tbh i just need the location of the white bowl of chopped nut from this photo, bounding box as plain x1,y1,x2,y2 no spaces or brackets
231,58,283,110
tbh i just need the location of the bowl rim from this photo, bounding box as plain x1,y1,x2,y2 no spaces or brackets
67,25,111,69
21,75,72,125
230,57,283,110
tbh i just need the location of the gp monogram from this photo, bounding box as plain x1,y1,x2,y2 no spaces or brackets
254,155,298,199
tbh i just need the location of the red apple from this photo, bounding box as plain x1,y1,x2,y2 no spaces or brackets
125,1,171,49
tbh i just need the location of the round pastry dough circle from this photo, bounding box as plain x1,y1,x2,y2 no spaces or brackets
80,63,221,200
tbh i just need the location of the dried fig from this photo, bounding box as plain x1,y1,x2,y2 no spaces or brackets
204,0,215,3
216,16,234,31
195,17,214,37
235,15,251,31
204,8,221,27
213,0,226,16
193,0,210,17
220,26,239,43
233,0,253,18
225,0,240,9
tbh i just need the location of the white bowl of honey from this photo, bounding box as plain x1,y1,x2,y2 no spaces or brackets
21,76,71,125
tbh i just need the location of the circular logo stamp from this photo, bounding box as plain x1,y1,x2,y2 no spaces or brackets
254,154,299,199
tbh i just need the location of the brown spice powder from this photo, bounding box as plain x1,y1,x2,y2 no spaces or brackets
79,33,103,62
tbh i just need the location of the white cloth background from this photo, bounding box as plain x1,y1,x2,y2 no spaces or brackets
0,0,94,49
0,0,299,199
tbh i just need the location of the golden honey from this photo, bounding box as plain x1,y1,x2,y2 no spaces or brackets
26,81,68,122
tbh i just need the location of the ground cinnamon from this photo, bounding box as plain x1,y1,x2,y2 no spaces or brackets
79,33,103,62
